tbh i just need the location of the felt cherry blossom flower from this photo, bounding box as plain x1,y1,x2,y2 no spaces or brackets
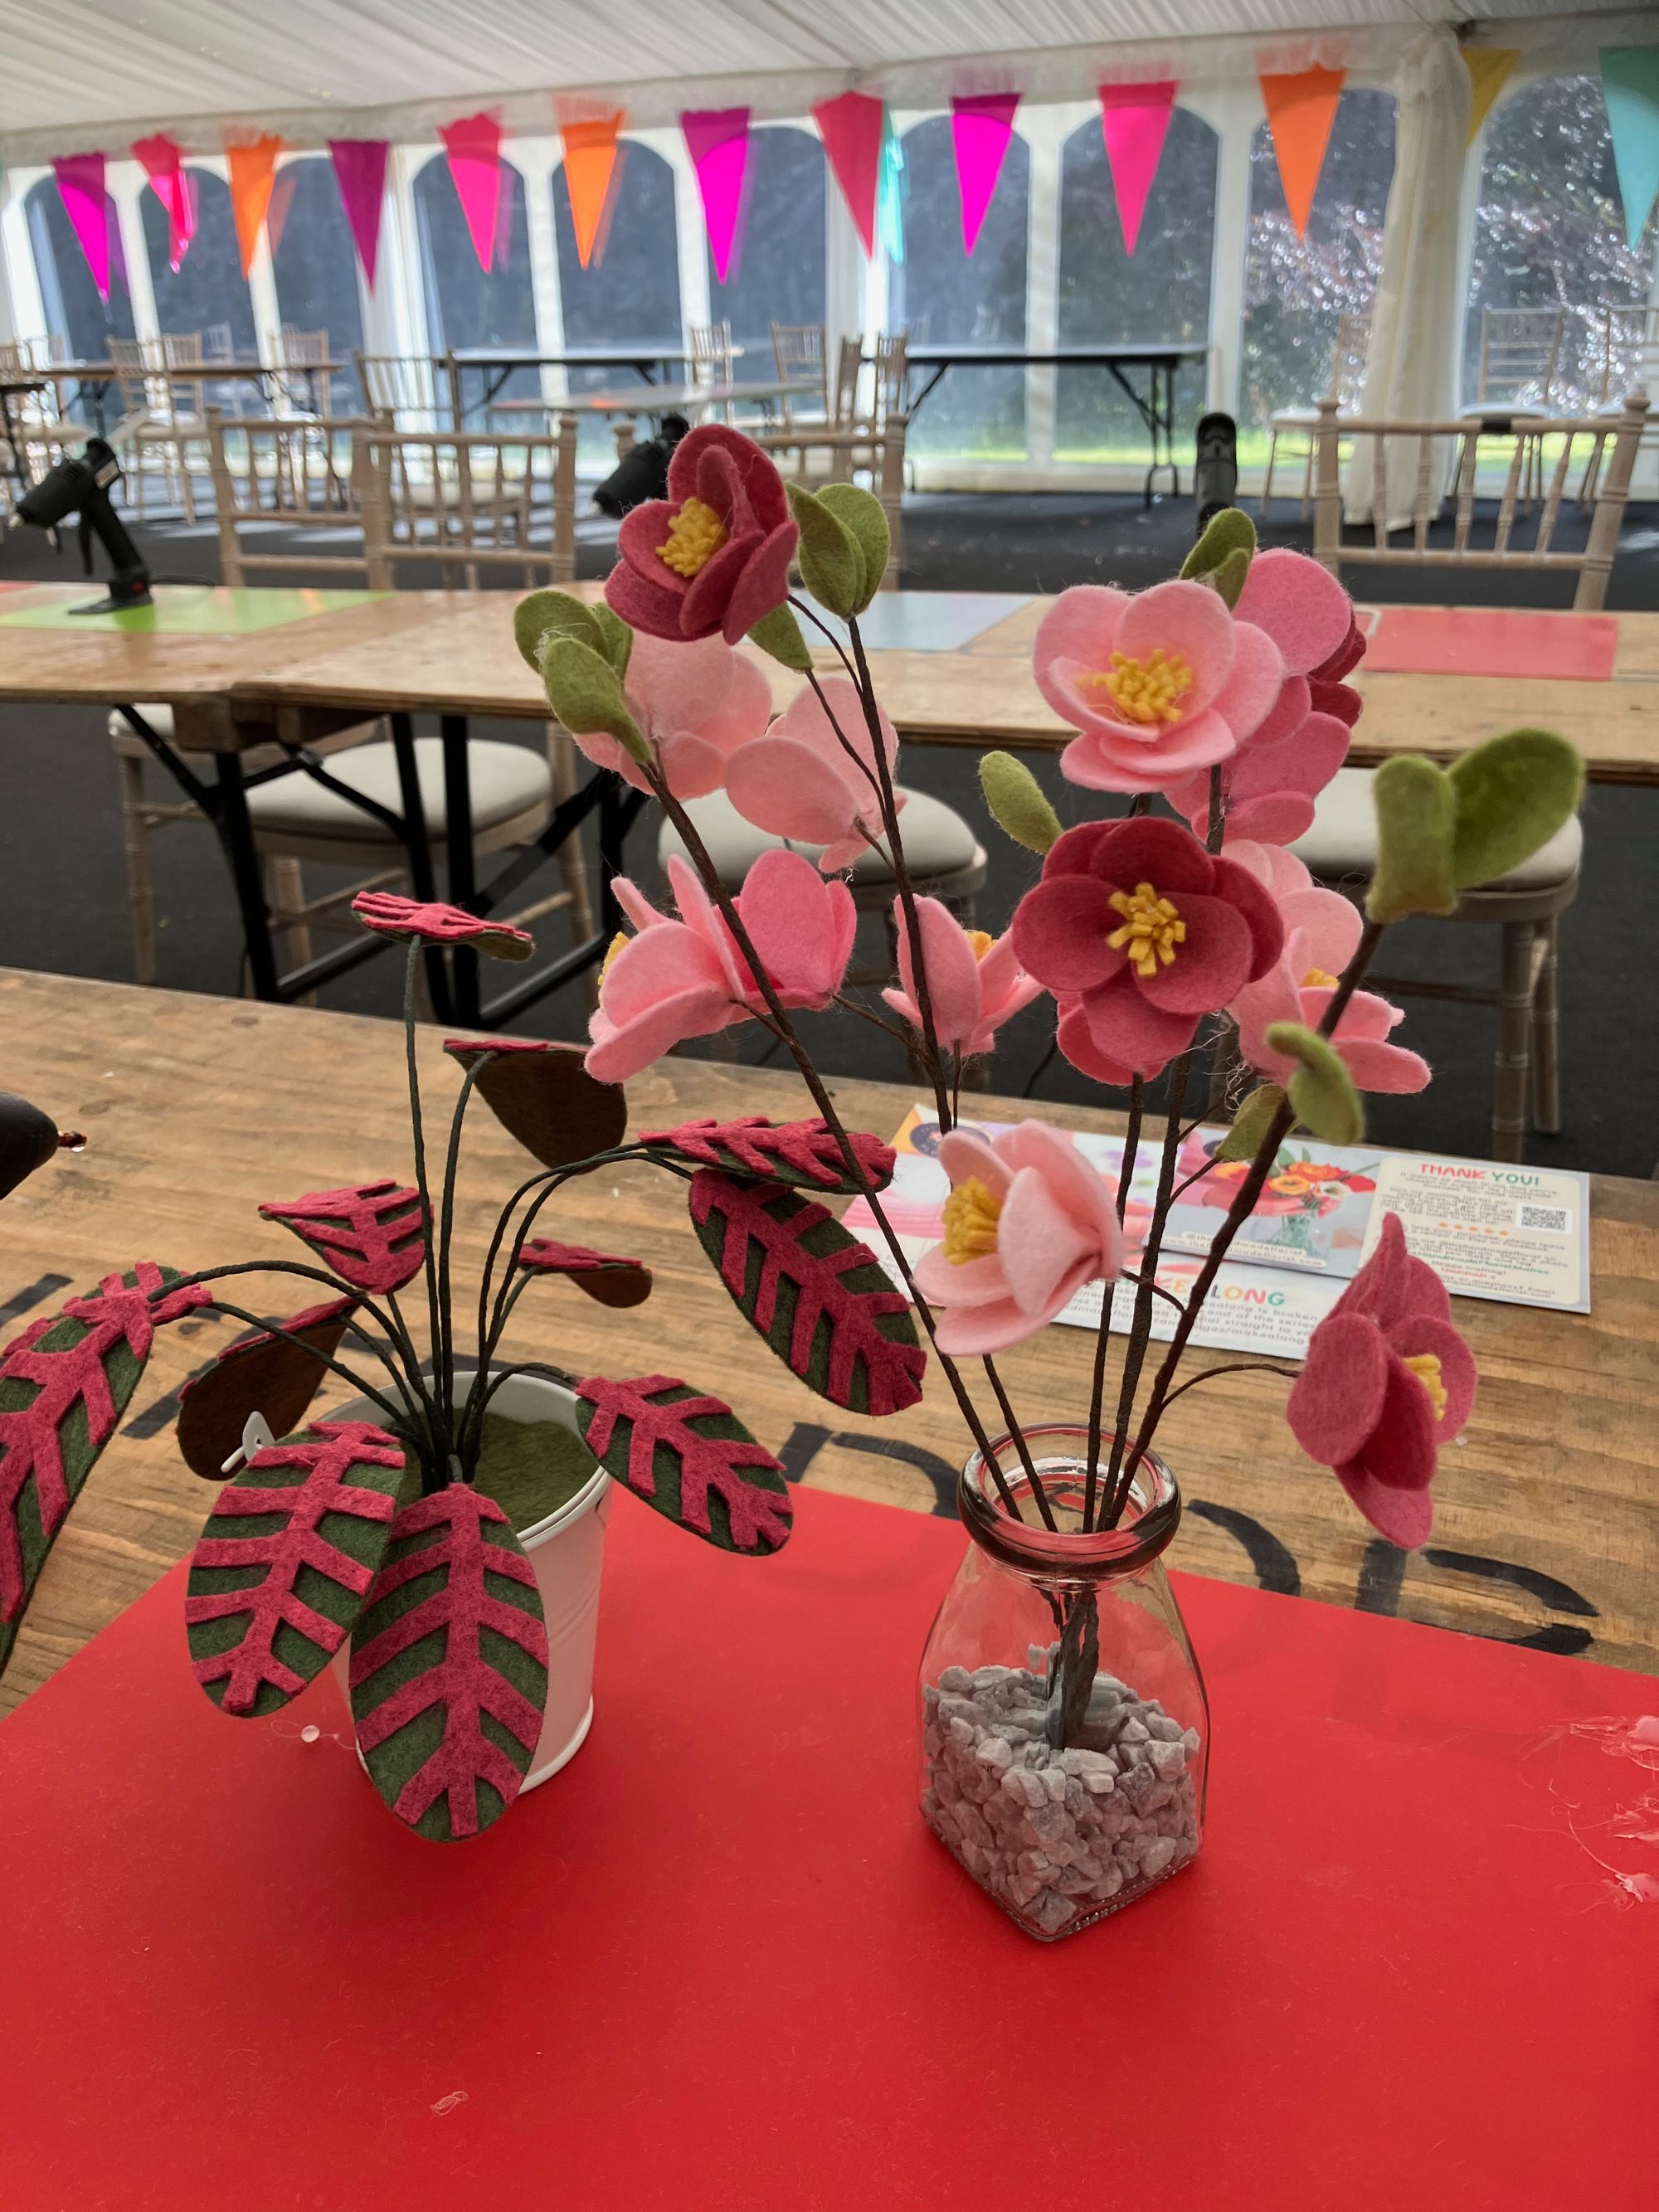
1011,817,1283,1082
352,891,533,960
1034,579,1283,795
881,900,1043,1058
1223,841,1362,977
586,848,855,1082
566,631,775,800
606,425,798,646
1232,927,1429,1096
722,673,903,873
1287,1213,1476,1546
912,1121,1125,1354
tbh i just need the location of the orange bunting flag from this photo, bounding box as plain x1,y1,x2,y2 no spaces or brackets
225,134,282,276
561,110,625,269
1258,64,1345,239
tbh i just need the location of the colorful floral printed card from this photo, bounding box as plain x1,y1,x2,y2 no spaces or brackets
844,1108,1589,1364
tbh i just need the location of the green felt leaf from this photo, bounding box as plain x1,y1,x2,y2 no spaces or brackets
1180,508,1256,600
573,1373,793,1554
1215,1084,1289,1161
539,638,650,767
1265,1023,1365,1145
513,588,602,671
0,1264,205,1680
1446,727,1584,891
186,1419,406,1718
816,482,889,612
687,1170,925,1416
588,600,634,680
979,750,1061,854
1366,755,1458,922
747,601,814,672
786,482,864,618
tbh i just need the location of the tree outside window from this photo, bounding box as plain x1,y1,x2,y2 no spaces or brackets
26,175,135,358
1464,73,1658,411
1056,106,1218,464
1241,89,1396,438
889,114,1030,461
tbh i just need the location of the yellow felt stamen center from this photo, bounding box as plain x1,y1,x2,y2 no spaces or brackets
941,1176,1003,1265
964,929,994,962
598,931,630,987
1403,1351,1448,1422
1107,881,1186,979
656,497,728,579
1082,647,1194,726
1302,966,1340,989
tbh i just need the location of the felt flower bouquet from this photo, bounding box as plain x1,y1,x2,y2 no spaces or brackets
0,896,924,1839
518,425,1588,1938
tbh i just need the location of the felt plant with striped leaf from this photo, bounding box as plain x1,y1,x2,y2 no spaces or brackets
0,894,918,1840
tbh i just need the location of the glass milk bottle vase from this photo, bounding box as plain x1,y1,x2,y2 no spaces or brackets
918,1426,1209,1941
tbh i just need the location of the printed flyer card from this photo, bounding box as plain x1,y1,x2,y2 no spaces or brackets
843,1106,1590,1364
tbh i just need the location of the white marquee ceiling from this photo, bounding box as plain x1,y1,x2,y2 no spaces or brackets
0,0,1646,159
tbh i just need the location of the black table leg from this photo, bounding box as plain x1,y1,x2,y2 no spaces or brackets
440,714,480,1026
213,750,280,1001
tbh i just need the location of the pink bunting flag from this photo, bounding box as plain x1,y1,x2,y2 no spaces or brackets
682,107,751,283
951,92,1020,256
51,153,111,300
132,133,195,272
328,139,390,287
1097,82,1177,255
814,90,885,258
440,112,504,272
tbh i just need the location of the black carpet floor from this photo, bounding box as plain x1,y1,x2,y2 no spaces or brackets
1,489,1655,1177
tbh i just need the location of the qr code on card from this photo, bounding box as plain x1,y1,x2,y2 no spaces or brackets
1517,1203,1570,1233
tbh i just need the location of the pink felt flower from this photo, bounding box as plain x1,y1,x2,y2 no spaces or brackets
1287,1213,1477,1546
1232,927,1429,1096
567,631,775,799
606,425,798,646
1034,579,1283,795
352,891,533,961
881,901,1043,1058
723,673,902,873
912,1121,1125,1354
586,848,855,1082
1011,817,1283,1082
1223,841,1363,977
1168,554,1360,840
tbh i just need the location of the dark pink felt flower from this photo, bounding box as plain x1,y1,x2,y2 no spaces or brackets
1287,1213,1476,1548
353,892,533,962
605,425,798,647
1011,817,1283,1082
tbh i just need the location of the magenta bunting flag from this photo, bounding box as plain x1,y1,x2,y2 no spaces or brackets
682,107,751,283
51,153,111,299
1097,82,1177,255
951,92,1020,256
328,139,391,287
132,133,195,272
813,90,885,257
440,112,504,272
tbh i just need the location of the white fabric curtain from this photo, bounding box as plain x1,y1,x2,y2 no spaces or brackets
1345,27,1470,528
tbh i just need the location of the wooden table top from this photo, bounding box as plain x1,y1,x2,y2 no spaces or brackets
5,582,1658,785
2,965,1654,1722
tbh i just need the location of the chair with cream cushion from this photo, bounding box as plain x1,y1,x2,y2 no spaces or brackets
1291,765,1581,1161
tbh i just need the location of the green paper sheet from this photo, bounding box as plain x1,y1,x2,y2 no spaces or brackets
0,587,387,634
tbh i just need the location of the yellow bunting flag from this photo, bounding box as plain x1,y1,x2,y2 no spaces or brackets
1464,49,1520,146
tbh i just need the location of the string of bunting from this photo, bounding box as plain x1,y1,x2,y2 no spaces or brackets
41,41,1659,301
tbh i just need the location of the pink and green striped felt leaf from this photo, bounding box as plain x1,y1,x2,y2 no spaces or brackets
0,1264,210,1680
638,1116,895,1195
348,1483,549,1840
574,1373,791,1554
175,1296,362,1479
185,1418,406,1717
515,1239,652,1310
259,1180,427,1295
686,1169,924,1416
